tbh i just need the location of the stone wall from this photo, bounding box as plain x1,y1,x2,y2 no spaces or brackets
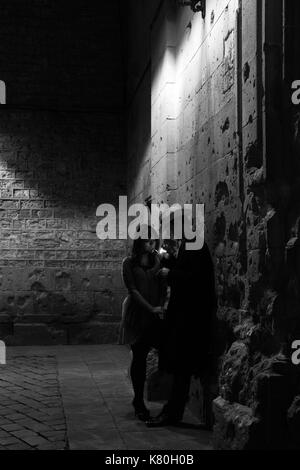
0,1,127,345
214,0,300,450
126,0,300,449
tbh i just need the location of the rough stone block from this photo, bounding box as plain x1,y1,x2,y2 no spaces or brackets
287,396,300,449
213,397,263,450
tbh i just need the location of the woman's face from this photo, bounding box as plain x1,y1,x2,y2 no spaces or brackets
143,239,156,253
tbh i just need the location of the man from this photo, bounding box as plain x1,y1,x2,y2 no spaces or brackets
147,216,216,427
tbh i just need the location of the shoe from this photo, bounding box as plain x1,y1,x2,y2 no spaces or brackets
132,400,151,422
135,409,151,422
146,411,180,428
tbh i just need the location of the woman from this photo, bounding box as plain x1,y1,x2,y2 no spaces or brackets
121,232,166,421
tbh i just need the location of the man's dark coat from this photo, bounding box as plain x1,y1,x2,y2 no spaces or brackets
159,241,217,377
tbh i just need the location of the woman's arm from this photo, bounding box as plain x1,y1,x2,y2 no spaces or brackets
148,252,161,275
122,257,155,313
160,280,170,312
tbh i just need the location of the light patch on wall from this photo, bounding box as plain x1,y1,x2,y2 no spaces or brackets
0,81,6,104
0,340,6,364
223,30,235,93
151,47,176,108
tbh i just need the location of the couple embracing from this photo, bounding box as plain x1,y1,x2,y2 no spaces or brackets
121,218,216,428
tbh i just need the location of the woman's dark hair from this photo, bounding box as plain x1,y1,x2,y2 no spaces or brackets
131,238,148,259
130,225,159,268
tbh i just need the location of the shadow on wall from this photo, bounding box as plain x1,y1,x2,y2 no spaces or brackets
0,110,127,345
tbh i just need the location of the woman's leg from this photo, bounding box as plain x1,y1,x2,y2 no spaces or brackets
130,340,150,408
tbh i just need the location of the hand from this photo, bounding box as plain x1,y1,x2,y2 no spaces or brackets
158,267,170,278
152,306,164,318
158,251,169,261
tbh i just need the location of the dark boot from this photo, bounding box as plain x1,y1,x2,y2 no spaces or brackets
132,399,150,422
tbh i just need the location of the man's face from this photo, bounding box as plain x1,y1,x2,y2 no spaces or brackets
162,239,181,257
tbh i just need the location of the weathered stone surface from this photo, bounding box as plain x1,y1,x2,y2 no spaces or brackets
219,342,249,403
213,397,263,450
216,352,298,449
287,396,300,449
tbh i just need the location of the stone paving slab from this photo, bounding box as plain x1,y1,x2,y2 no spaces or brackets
4,345,212,450
0,355,68,450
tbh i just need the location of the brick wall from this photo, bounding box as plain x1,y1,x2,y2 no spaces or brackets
0,1,127,345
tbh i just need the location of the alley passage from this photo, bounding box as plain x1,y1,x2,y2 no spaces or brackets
0,345,212,450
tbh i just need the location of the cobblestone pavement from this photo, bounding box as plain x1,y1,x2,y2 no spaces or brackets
0,355,67,450
2,345,212,451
